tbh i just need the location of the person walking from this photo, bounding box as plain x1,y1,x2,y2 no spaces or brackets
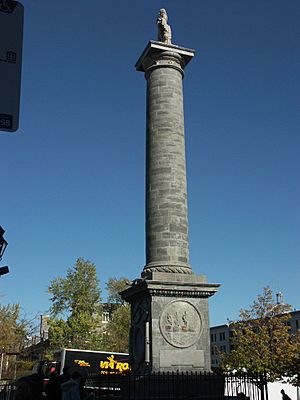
45,371,59,400
61,371,82,400
281,389,292,400
15,374,43,400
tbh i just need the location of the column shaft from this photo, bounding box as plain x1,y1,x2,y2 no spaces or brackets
144,52,191,274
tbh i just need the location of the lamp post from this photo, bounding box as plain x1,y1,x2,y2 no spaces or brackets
0,226,8,261
0,351,4,381
0,226,9,277
0,266,9,276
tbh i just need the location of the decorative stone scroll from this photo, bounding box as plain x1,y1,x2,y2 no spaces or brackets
159,300,202,348
143,264,193,276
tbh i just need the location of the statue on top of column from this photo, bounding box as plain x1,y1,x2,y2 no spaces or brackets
157,8,172,44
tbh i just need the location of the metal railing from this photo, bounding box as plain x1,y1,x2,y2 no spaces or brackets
0,384,15,400
87,371,266,400
0,372,267,400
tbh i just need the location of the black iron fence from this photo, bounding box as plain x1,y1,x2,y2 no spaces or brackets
87,371,267,400
0,384,14,400
0,372,267,400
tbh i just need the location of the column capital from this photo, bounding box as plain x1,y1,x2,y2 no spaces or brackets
135,41,195,75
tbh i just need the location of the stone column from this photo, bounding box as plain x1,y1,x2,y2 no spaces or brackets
142,44,192,276
121,41,220,374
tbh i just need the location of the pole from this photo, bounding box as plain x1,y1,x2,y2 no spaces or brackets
0,352,4,380
145,322,150,364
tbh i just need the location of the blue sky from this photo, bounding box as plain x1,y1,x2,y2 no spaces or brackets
1,0,299,327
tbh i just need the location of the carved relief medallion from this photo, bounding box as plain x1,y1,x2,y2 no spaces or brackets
159,300,202,348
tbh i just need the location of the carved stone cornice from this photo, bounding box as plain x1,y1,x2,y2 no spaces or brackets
120,278,220,303
135,41,195,73
148,288,217,298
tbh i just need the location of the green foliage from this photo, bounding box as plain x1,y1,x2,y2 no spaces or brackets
221,287,300,383
47,267,131,353
285,333,300,386
16,359,35,379
103,277,131,353
48,258,103,350
103,305,130,353
0,304,32,380
0,303,28,353
106,277,129,305
48,257,101,317
48,318,71,350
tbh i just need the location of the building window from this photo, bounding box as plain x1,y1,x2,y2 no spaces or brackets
219,332,226,341
211,333,217,342
220,345,227,353
102,312,110,323
284,321,291,330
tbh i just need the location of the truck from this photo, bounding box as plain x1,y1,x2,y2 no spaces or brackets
33,348,130,389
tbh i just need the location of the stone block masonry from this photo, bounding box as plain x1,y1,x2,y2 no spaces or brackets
146,64,189,270
141,44,194,276
121,40,220,373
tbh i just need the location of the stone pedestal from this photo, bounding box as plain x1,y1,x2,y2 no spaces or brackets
121,272,219,373
121,41,219,373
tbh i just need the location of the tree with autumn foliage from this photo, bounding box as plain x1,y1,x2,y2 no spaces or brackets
0,303,34,379
0,303,28,353
221,287,300,384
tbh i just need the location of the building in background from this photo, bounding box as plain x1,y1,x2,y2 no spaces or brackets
210,309,300,367
40,315,49,341
210,324,230,367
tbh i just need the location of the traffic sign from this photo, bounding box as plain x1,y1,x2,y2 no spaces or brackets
0,0,24,132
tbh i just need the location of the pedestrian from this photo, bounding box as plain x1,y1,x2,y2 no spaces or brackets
15,374,43,400
45,371,59,400
57,367,71,400
61,370,82,400
281,389,292,400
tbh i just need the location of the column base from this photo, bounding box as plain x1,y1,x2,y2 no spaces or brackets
120,274,220,373
142,261,193,277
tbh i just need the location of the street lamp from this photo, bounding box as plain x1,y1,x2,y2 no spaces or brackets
0,226,8,261
0,266,9,276
0,226,9,277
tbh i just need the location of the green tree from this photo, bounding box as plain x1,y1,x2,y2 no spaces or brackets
106,277,129,305
285,332,300,386
48,258,103,351
221,287,300,383
103,305,130,353
103,278,130,353
0,303,32,379
0,303,28,352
